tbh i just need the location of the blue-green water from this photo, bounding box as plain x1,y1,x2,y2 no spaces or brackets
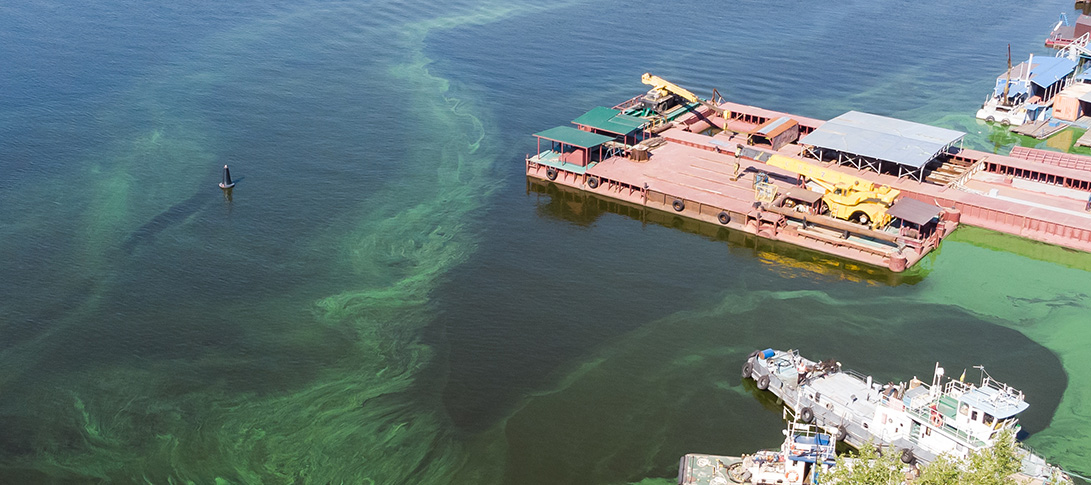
2,0,1091,483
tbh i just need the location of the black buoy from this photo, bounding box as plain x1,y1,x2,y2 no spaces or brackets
219,164,235,189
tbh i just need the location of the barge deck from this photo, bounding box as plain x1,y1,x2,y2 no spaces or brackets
527,90,1091,271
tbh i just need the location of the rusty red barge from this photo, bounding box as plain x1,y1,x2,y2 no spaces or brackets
525,76,1091,272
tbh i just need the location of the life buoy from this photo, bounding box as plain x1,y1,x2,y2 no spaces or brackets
799,407,814,424
756,375,770,390
717,211,731,225
672,199,685,212
785,470,799,482
546,167,558,180
930,412,943,427
587,176,600,189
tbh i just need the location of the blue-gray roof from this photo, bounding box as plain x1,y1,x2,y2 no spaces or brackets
799,111,965,169
960,386,1029,420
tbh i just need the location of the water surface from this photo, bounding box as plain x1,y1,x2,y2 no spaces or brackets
2,0,1090,482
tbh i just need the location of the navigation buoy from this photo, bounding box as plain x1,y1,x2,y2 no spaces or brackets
219,164,235,189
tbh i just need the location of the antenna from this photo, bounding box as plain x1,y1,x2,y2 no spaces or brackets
973,365,992,385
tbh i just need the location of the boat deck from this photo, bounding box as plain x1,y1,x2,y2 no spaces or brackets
580,128,921,269
806,373,878,421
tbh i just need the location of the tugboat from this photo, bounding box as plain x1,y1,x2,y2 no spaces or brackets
677,410,841,485
741,348,1069,483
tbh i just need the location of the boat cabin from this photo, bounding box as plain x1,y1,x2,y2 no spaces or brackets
885,197,943,240
530,126,614,169
945,378,1028,442
893,367,1027,457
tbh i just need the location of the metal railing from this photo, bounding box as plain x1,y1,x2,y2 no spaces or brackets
949,156,988,190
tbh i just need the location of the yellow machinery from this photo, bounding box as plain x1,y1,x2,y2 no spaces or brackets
765,154,899,229
641,73,727,117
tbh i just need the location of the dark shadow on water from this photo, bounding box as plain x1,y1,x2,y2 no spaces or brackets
526,178,926,286
119,190,214,254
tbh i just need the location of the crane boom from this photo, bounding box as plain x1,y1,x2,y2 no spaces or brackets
766,155,881,192
641,73,725,116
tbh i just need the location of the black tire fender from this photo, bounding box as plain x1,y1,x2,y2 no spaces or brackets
800,407,814,424
741,361,754,379
672,199,685,212
756,375,770,390
717,211,731,225
546,167,558,181
835,425,848,442
900,448,915,464
587,176,599,189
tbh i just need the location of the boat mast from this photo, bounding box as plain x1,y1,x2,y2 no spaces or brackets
1002,44,1012,106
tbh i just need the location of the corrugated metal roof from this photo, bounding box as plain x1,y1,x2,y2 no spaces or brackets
994,56,1076,96
572,106,647,135
533,126,614,148
754,116,798,137
886,197,941,225
798,111,965,169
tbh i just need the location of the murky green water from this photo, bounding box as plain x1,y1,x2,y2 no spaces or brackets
2,0,1090,482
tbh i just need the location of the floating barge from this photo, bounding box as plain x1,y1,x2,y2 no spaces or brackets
678,412,838,485
526,79,1091,272
1046,14,1091,49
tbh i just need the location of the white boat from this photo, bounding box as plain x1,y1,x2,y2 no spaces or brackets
741,348,1069,483
974,53,1076,127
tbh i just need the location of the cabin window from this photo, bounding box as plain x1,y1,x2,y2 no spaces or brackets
983,413,995,426
971,411,979,422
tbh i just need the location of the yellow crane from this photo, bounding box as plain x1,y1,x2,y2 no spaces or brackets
641,73,727,117
765,154,899,229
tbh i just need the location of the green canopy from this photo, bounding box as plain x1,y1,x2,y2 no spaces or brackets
533,126,614,148
572,106,648,135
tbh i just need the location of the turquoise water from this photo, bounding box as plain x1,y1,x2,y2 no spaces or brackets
1,0,1090,482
